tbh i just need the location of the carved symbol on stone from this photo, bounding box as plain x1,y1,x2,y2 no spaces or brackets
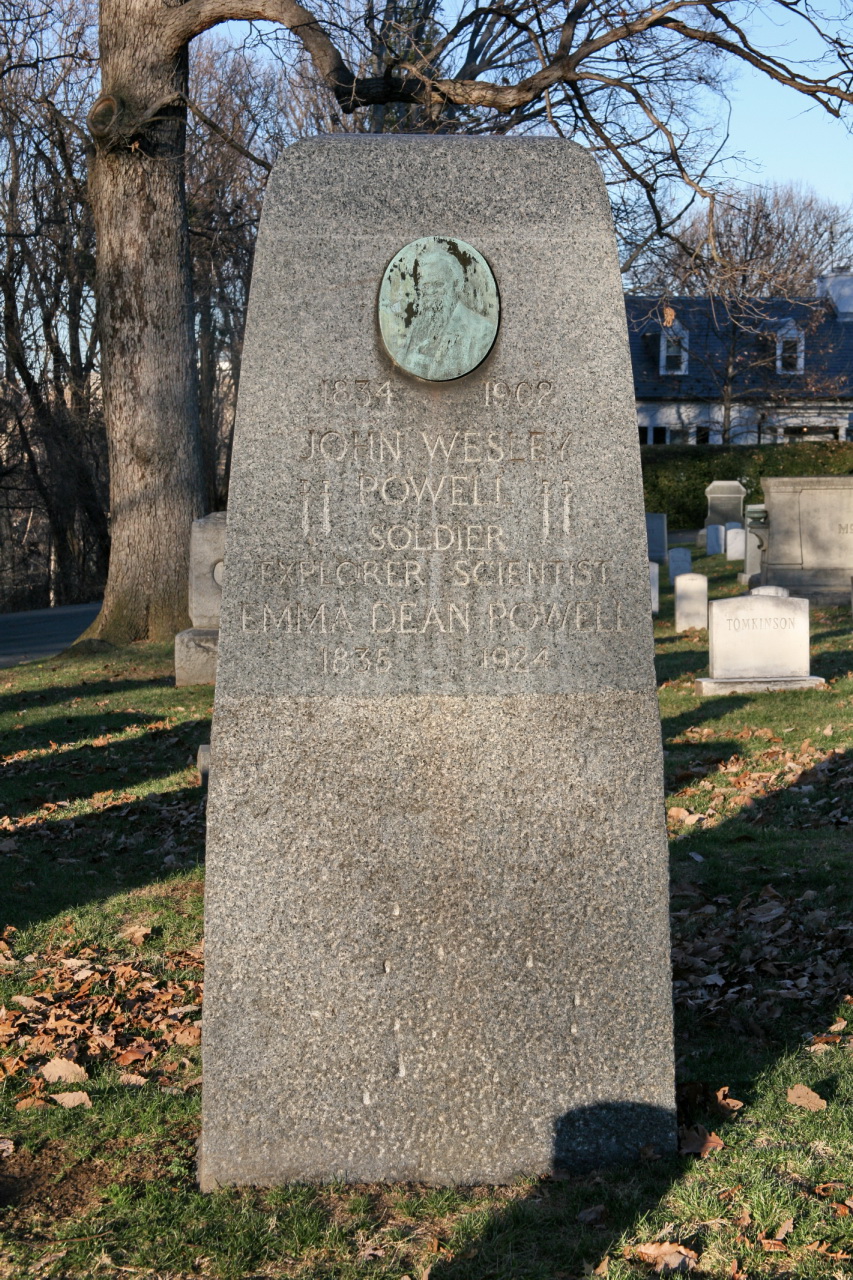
378,236,499,382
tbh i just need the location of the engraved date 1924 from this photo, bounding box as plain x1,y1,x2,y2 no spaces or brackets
483,645,549,671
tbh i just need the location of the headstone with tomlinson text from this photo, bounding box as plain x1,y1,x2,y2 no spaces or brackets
695,595,825,695
199,136,675,1188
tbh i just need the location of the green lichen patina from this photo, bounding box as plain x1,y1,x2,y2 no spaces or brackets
378,236,499,381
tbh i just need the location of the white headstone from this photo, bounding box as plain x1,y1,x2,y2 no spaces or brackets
645,513,668,564
726,528,746,561
695,595,824,694
706,524,725,556
649,560,659,614
668,547,692,583
674,573,708,632
751,585,789,597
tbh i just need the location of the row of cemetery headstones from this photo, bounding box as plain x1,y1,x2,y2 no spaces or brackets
698,475,853,605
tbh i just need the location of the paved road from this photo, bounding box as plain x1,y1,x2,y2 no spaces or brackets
0,602,101,669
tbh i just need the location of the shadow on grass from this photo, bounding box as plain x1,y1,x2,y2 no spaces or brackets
0,785,207,932
3,718,207,819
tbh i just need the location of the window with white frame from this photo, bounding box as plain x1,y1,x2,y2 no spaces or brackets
775,320,804,374
659,323,689,375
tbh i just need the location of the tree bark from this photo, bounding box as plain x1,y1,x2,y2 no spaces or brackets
84,0,203,642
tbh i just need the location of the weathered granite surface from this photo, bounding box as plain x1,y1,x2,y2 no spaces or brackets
200,136,675,1188
760,476,853,602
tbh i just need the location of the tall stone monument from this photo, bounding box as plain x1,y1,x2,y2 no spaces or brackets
200,136,675,1188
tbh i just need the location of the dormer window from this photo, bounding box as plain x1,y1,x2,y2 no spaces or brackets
775,320,804,374
660,322,689,375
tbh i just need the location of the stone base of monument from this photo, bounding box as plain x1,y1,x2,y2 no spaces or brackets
197,743,211,785
737,572,759,587
174,628,218,687
695,676,825,696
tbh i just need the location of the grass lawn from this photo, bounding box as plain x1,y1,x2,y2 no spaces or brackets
2,553,853,1279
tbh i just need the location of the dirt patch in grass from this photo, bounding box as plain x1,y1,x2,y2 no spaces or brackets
0,1140,104,1216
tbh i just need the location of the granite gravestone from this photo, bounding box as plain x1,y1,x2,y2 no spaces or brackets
760,476,853,602
174,511,227,687
674,573,708,632
695,596,824,695
645,513,668,564
668,547,691,583
200,136,675,1188
705,480,746,528
706,524,725,556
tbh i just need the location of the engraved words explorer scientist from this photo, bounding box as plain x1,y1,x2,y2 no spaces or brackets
242,235,625,684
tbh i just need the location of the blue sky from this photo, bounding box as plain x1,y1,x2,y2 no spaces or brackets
725,66,853,206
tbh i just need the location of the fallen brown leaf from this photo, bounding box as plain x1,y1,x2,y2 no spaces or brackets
715,1087,744,1116
578,1204,606,1225
829,1018,848,1033
115,1045,154,1067
171,1024,201,1046
775,1217,794,1241
118,923,152,947
787,1083,827,1111
814,1182,845,1197
40,1058,89,1084
583,1260,609,1278
679,1125,724,1157
119,1072,148,1086
668,807,690,824
631,1242,698,1273
49,1091,91,1109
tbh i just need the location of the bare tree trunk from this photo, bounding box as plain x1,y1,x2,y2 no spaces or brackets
84,0,203,643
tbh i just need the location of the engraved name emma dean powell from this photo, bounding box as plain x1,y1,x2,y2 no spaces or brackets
378,237,499,382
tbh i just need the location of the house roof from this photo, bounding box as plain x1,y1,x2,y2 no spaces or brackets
625,295,853,402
